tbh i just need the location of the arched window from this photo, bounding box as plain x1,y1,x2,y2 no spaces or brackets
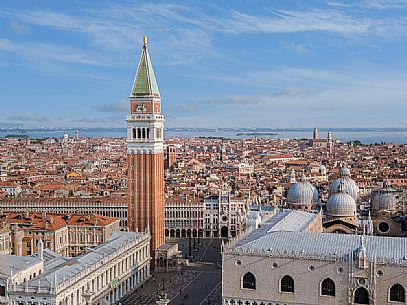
242,272,256,289
281,275,294,293
354,287,369,304
147,128,150,139
142,128,146,139
137,128,141,139
390,284,405,302
321,278,335,296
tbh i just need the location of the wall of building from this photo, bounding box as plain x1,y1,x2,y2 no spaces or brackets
223,253,407,305
6,232,151,305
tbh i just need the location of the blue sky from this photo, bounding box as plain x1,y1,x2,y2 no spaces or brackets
1,0,407,128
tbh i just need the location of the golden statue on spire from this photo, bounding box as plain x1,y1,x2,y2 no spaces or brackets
143,35,148,46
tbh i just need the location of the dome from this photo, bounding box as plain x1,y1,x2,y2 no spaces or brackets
329,167,359,201
287,174,319,206
372,192,397,211
371,182,402,211
327,192,356,217
339,167,350,177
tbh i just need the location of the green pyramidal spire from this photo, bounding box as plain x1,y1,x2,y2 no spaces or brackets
130,36,160,97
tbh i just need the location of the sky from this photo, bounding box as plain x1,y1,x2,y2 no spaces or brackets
1,0,407,128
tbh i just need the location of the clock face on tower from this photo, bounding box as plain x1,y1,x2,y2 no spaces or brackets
136,104,147,112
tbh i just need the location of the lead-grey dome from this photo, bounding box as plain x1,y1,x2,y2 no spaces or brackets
327,192,356,217
339,167,350,176
371,182,403,211
329,166,359,202
287,174,319,206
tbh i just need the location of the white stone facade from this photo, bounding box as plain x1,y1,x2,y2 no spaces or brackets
1,231,151,305
126,113,164,155
164,194,248,239
223,229,407,305
0,185,21,197
0,225,11,255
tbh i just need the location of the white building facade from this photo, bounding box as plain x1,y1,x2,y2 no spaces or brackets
1,231,151,305
222,212,407,305
164,194,248,239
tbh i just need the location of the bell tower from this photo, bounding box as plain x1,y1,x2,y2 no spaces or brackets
127,36,165,253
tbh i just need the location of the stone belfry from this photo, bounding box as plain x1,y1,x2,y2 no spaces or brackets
127,36,165,253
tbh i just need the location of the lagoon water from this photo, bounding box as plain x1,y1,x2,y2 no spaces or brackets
0,129,406,144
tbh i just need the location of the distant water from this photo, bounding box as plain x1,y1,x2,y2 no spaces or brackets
0,128,406,144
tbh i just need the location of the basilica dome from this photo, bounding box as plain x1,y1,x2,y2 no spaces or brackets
287,173,319,206
327,191,356,217
329,166,359,202
371,182,403,212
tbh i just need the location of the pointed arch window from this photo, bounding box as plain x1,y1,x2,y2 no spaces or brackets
281,275,294,293
354,287,369,304
242,272,256,290
321,278,335,296
390,284,405,302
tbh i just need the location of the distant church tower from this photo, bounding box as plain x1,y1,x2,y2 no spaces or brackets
165,145,177,170
126,36,165,253
313,127,319,140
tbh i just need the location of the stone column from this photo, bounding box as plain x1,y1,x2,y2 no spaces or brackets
115,287,119,302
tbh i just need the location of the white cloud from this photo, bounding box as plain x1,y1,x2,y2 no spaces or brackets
286,44,309,54
365,0,407,9
1,6,218,65
3,3,407,70
0,38,111,66
205,95,264,105
6,114,50,122
94,100,128,113
9,20,29,34
272,88,322,98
